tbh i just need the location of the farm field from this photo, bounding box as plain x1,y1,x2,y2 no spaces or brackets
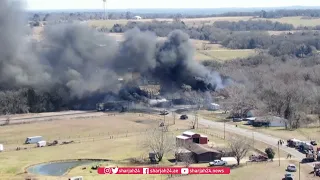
0,111,301,180
255,16,320,27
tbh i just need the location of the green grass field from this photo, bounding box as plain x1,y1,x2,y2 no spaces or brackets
256,16,320,27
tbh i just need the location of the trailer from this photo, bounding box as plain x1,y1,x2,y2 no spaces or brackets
0,144,3,152
25,136,43,144
37,141,46,147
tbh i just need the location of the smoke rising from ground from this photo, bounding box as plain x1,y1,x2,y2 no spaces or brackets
0,0,225,103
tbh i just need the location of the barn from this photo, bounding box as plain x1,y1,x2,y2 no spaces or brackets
182,131,208,144
186,143,222,163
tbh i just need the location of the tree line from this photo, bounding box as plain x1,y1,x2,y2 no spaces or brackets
203,53,320,129
213,20,294,31
28,9,320,24
108,20,320,58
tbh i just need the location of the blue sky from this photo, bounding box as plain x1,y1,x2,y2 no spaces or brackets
26,0,320,10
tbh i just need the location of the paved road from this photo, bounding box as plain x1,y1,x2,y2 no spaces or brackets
197,117,317,167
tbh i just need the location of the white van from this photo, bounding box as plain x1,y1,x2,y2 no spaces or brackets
69,176,83,180
37,141,46,147
0,144,3,152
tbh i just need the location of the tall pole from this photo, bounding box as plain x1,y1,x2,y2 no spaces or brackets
278,143,280,166
224,120,226,140
299,162,301,180
252,132,255,149
103,0,108,20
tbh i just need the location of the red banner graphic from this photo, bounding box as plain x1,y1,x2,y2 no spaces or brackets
97,167,230,175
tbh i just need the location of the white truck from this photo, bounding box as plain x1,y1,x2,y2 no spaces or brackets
37,141,46,147
209,160,227,166
69,176,83,180
0,144,3,152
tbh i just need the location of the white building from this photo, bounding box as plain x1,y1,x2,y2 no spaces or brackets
134,16,142,20
206,103,220,111
148,98,167,106
256,116,287,127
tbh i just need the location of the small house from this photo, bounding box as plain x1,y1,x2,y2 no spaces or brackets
254,116,287,127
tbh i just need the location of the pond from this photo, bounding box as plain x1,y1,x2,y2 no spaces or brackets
27,160,105,176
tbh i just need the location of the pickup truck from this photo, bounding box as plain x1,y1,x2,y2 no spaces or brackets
209,160,227,166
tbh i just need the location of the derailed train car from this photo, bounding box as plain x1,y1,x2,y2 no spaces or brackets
96,101,132,112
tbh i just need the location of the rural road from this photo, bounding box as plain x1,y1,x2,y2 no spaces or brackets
197,117,317,167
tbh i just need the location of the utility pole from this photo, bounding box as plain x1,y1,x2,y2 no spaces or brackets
278,143,280,166
195,113,199,129
299,162,301,180
224,120,226,140
252,132,255,149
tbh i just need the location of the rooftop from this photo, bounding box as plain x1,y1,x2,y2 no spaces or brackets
185,143,221,155
175,147,192,153
176,135,191,140
183,131,196,136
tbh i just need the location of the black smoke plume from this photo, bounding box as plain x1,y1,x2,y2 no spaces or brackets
0,0,226,112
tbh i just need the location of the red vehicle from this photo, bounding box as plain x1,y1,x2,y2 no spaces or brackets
249,155,268,162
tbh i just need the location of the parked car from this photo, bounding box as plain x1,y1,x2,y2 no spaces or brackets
311,140,317,146
209,160,227,166
249,155,268,162
160,110,169,115
283,173,294,180
287,164,297,172
180,115,188,120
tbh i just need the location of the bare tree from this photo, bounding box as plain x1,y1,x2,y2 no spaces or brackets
143,127,175,162
175,148,194,167
224,84,257,118
228,135,251,165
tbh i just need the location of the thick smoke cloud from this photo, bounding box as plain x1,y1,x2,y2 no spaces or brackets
0,0,224,103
